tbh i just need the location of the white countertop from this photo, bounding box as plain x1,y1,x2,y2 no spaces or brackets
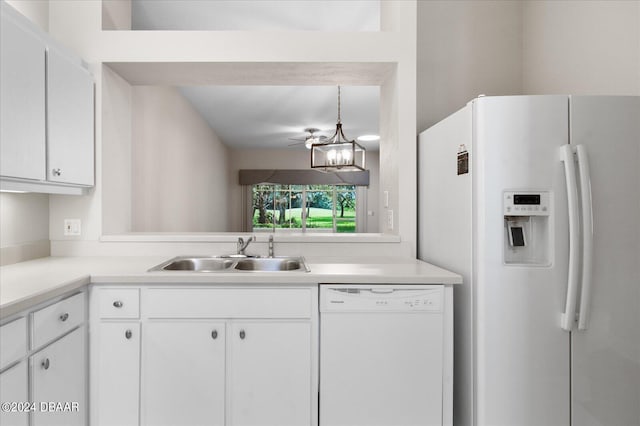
0,256,461,319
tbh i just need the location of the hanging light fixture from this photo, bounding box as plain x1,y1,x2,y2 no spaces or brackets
311,86,366,171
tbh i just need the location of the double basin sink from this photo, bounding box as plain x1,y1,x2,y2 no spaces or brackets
148,256,310,273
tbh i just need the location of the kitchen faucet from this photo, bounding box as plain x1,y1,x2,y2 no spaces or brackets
268,234,274,257
237,235,256,255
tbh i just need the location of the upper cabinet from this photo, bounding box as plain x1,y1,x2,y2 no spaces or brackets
0,9,46,181
47,47,94,186
0,3,94,194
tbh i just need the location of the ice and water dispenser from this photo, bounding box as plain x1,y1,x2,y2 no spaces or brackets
503,191,551,265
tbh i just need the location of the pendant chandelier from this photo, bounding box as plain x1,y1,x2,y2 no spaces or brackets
310,86,366,171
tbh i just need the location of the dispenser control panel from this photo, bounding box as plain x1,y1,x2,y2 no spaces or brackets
503,191,550,216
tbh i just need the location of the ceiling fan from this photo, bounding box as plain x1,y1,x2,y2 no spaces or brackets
288,128,328,149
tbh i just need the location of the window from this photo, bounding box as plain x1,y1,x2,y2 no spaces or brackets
251,184,357,233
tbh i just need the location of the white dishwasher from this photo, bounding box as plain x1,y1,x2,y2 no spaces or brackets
320,284,450,426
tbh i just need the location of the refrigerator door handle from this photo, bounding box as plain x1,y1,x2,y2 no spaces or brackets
576,144,594,330
560,144,581,331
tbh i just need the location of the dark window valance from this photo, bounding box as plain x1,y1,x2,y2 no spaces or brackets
239,169,369,186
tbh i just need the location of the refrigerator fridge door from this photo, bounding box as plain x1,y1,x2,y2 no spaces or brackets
570,96,640,426
474,96,571,426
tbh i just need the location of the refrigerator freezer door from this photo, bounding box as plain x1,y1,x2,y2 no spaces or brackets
570,96,640,426
474,96,571,426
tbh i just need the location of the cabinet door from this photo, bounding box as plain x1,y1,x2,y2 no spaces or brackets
31,327,86,426
0,361,29,426
142,321,225,426
96,322,140,426
228,321,312,426
47,47,94,186
0,10,46,181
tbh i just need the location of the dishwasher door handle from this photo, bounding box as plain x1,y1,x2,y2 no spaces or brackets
369,288,395,294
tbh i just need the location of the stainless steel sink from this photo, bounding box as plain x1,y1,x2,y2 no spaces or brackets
155,257,236,272
148,256,310,273
234,257,309,272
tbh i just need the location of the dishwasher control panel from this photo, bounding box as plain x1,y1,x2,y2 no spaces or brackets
320,285,443,312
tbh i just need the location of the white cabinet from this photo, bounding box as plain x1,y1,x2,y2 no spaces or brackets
0,2,94,193
93,288,140,426
96,322,140,426
0,8,46,181
0,317,28,370
31,327,86,426
0,361,29,426
0,291,87,426
228,321,311,426
47,46,94,186
142,321,225,426
91,285,318,426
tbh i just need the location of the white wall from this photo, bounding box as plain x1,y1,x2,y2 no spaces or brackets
523,0,640,95
227,148,380,233
102,65,132,235
102,0,130,31
131,86,230,232
6,0,48,31
0,193,50,265
417,0,523,130
417,0,640,132
41,0,417,258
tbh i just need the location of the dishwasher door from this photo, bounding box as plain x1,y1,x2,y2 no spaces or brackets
319,285,444,426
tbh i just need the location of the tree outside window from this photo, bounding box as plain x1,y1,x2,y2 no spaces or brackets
251,184,356,232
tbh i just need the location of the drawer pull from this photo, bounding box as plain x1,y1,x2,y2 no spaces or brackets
125,330,132,340
59,313,69,322
113,300,123,308
211,330,218,339
41,358,50,370
239,330,246,340
52,168,62,177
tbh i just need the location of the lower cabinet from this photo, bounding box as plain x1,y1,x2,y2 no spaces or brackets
31,326,86,426
142,321,225,426
0,361,29,426
92,286,318,426
96,322,140,426
0,291,87,426
228,321,311,426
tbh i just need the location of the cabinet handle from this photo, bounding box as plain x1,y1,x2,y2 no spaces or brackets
41,358,50,370
59,312,69,322
239,330,246,340
113,300,123,308
125,330,132,339
52,168,62,177
211,330,218,339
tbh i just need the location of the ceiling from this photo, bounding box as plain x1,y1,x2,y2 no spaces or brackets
128,0,381,151
179,85,379,150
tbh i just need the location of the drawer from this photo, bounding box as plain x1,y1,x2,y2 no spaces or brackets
32,292,85,349
99,288,139,319
144,288,312,319
0,317,27,370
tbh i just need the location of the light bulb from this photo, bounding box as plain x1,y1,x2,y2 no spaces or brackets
341,149,352,165
326,149,337,165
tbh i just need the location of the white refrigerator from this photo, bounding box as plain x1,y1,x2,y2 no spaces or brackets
417,95,640,426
